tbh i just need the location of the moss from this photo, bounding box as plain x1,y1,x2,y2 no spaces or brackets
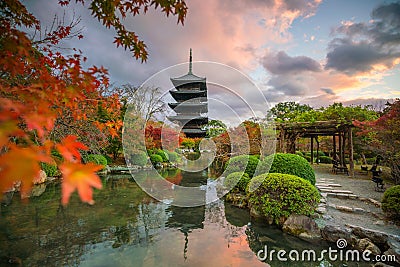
247,173,320,225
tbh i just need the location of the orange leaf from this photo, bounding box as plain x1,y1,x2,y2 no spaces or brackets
60,162,103,205
56,135,88,162
0,146,51,196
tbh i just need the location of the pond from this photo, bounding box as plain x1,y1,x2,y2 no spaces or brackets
0,169,367,266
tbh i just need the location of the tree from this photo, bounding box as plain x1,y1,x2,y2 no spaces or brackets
204,120,227,138
267,102,312,122
355,99,400,184
0,0,187,205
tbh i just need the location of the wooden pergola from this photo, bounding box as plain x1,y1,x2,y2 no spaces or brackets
277,120,355,176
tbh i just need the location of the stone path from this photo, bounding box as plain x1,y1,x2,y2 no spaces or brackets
313,165,400,237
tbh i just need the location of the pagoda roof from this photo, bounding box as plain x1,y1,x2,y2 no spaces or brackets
170,48,206,88
167,115,208,121
182,129,207,134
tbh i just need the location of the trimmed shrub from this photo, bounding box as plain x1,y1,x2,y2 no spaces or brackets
295,151,304,157
224,172,251,192
381,185,400,221
259,153,316,185
303,155,311,163
224,155,260,178
85,154,108,169
103,154,113,164
150,154,163,164
156,150,169,162
318,156,332,164
131,151,148,167
247,173,320,224
166,151,179,162
40,162,59,177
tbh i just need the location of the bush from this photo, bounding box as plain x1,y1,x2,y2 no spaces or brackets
131,151,148,166
295,151,303,156
224,155,260,178
303,155,311,163
85,154,108,169
247,173,320,224
156,150,169,162
318,156,332,164
166,151,179,162
150,154,163,164
366,157,376,165
223,172,251,192
259,153,316,185
381,185,400,221
40,162,59,177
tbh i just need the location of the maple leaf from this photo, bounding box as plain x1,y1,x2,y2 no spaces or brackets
56,135,88,162
0,146,51,196
60,162,103,205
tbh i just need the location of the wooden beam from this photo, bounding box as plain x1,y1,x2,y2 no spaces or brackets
311,136,314,165
333,134,337,161
316,136,320,164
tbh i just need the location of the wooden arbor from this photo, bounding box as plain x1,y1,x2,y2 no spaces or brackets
277,120,355,176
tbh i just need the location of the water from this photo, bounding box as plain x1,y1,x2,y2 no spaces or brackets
0,169,366,266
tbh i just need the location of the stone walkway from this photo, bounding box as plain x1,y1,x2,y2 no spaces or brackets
313,165,400,237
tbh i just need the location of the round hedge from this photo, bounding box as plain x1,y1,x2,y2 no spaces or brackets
224,155,260,178
259,153,316,185
381,185,400,220
156,150,169,162
223,172,251,192
150,154,163,164
86,154,108,169
131,151,148,167
247,173,320,224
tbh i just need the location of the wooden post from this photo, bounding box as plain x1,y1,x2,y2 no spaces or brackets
310,136,314,164
342,130,346,167
338,132,342,166
316,136,320,164
279,128,285,153
348,127,354,177
333,134,336,160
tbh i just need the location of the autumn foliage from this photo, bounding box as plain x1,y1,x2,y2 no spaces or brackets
0,0,121,204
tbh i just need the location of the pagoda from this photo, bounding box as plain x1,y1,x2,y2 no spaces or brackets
167,49,208,138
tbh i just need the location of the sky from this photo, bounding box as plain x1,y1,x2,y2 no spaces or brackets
24,0,400,121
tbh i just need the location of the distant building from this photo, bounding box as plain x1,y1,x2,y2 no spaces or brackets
167,49,208,138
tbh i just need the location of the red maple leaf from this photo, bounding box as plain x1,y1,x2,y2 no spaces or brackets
60,162,103,205
56,135,88,162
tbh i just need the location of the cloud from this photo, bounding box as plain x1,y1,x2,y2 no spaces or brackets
262,51,321,74
320,88,335,95
325,2,400,75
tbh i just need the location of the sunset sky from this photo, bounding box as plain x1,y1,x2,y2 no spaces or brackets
26,0,400,111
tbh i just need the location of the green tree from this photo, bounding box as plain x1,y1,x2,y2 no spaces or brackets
267,101,313,122
205,120,227,138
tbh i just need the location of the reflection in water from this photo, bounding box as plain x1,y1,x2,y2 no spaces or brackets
0,170,368,266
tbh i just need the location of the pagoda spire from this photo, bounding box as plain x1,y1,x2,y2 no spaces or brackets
188,48,193,74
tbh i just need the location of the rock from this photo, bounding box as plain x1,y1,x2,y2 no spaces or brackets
316,206,327,214
356,238,381,255
282,214,321,239
21,184,47,199
347,225,389,247
321,225,357,246
374,262,395,267
335,205,353,212
34,170,47,184
385,238,400,263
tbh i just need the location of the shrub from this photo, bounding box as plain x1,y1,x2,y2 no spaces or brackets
303,155,311,163
166,151,179,162
85,154,108,169
40,162,59,177
366,157,376,165
156,150,169,162
223,172,251,192
295,151,304,156
247,173,320,224
318,156,332,164
150,154,163,164
259,153,316,185
381,185,400,221
131,151,148,166
224,155,260,178
103,154,113,164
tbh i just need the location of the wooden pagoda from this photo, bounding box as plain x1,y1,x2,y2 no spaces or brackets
167,49,208,138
